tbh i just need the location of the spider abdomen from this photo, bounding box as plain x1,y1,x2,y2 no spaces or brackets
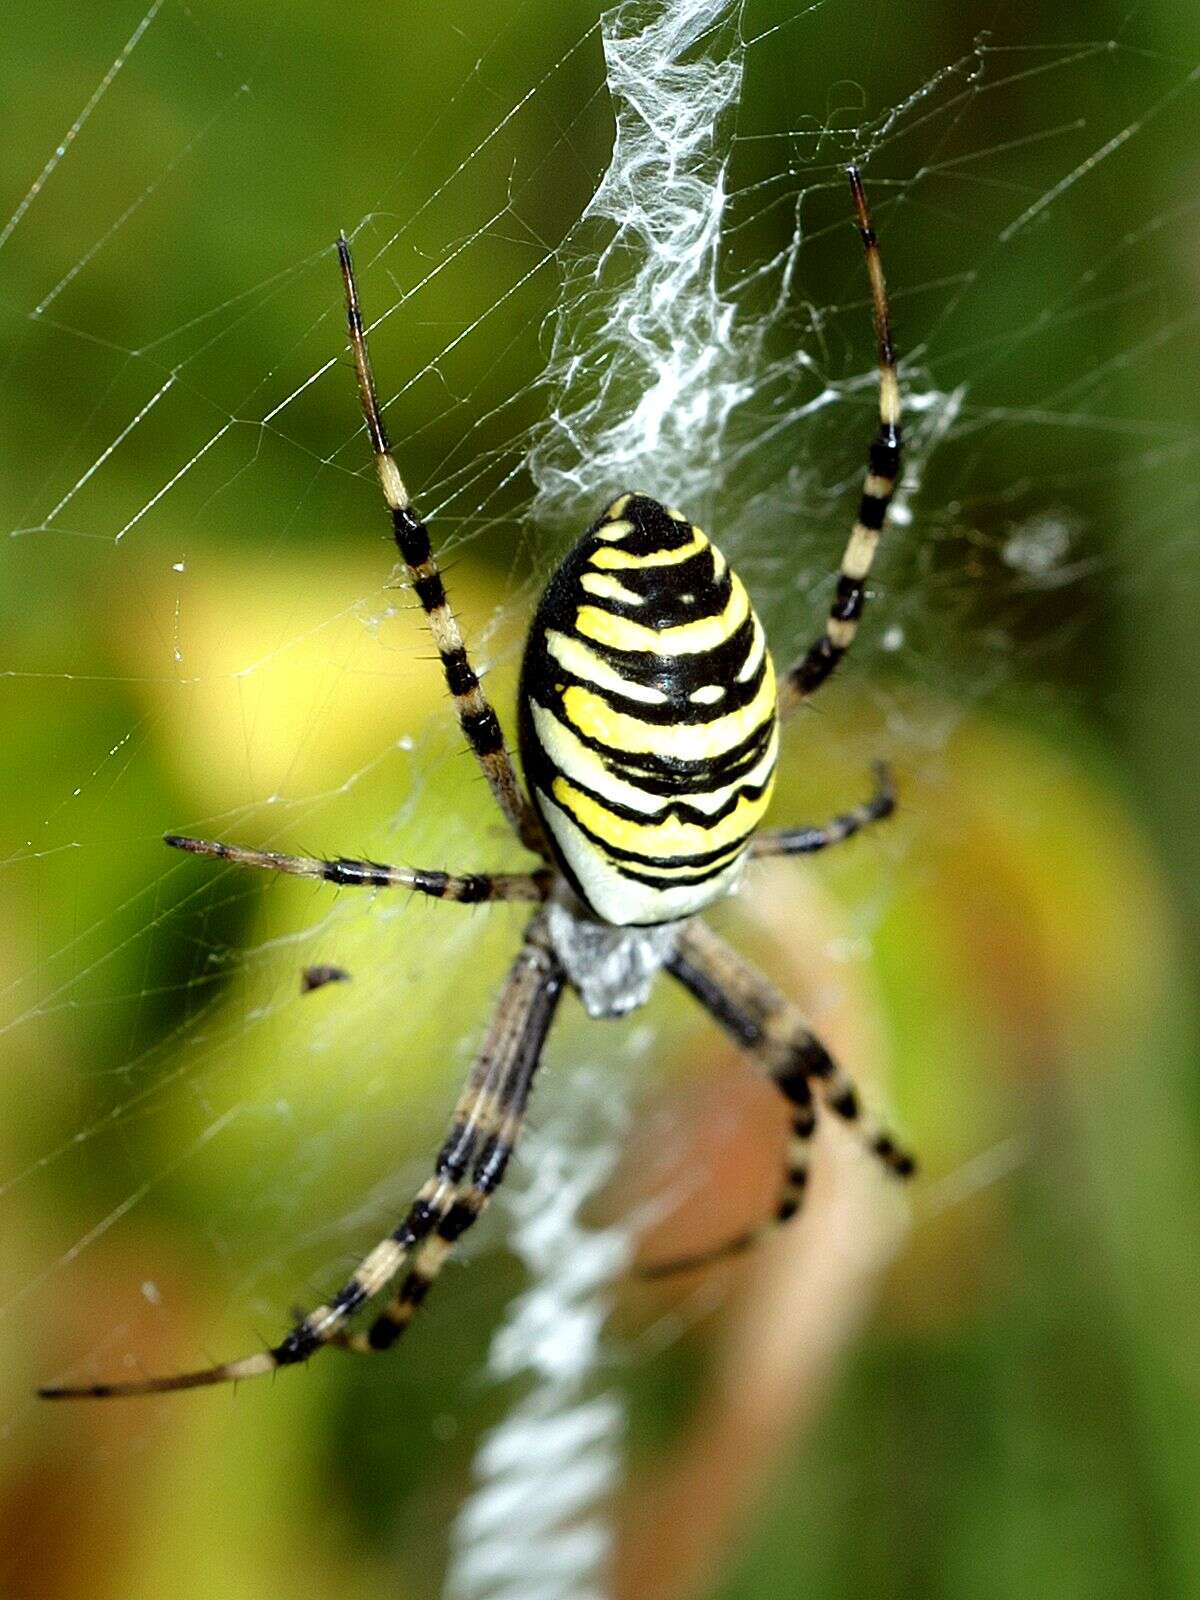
518,493,778,926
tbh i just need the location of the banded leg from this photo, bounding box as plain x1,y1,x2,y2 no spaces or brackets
641,917,914,1277
750,762,894,860
165,832,553,903
782,167,902,712
332,991,545,1355
337,235,547,856
39,921,564,1399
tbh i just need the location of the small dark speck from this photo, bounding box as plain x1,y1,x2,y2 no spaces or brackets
301,964,351,994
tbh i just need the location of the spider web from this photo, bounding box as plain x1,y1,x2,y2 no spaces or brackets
1,0,1197,1592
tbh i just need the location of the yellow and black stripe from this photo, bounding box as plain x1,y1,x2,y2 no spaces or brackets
518,493,779,927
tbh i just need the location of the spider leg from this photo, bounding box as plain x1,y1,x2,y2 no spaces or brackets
329,992,545,1355
337,235,547,857
164,833,553,903
640,917,914,1278
750,762,894,860
38,919,564,1399
781,167,902,714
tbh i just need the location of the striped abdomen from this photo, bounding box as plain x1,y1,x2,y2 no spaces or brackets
519,493,778,926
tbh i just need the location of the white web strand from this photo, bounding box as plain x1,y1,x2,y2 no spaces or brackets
0,0,164,254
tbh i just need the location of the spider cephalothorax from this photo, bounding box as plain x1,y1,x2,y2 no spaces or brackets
41,168,914,1403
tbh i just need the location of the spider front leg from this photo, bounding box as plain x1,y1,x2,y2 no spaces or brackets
640,917,914,1278
782,167,902,713
39,920,564,1399
337,235,547,857
164,832,553,903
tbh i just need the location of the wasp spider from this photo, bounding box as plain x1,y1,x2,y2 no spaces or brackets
41,168,914,1401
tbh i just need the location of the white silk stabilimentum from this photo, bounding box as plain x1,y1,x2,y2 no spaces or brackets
447,3,748,1594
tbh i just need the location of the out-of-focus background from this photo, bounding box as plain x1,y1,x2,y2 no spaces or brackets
2,1,1198,1597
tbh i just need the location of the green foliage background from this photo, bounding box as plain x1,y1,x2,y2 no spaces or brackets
1,1,1198,1598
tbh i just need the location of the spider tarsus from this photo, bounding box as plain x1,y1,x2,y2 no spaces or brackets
163,832,219,857
335,231,353,287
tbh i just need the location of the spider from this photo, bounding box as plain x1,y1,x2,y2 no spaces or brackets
40,167,914,1401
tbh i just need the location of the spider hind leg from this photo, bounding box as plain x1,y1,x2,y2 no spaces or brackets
640,917,915,1278
38,921,563,1399
332,990,552,1357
